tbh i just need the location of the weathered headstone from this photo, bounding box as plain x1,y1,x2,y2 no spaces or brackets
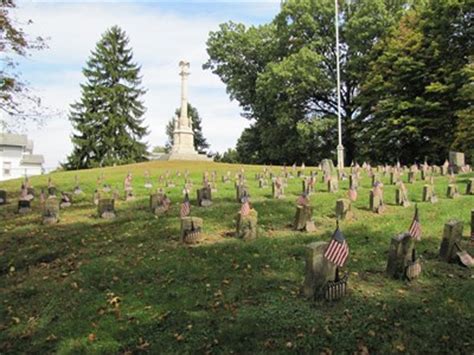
449,151,465,173
197,187,212,207
370,187,385,214
395,183,410,207
98,198,116,219
294,205,316,232
18,200,31,214
446,184,460,199
180,217,203,244
48,186,57,197
466,178,474,195
422,184,438,203
439,220,463,263
386,232,421,280
327,177,338,193
60,192,72,208
272,179,284,199
335,199,353,220
236,209,258,240
149,193,164,213
407,171,415,184
43,198,60,224
349,174,358,189
0,190,7,205
235,185,248,203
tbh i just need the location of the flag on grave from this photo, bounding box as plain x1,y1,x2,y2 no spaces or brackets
297,193,309,206
180,193,191,218
408,205,422,241
324,225,349,267
240,196,251,216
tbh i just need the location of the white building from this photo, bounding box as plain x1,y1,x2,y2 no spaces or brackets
0,133,45,181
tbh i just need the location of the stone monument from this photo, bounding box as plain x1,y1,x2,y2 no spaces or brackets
162,61,210,161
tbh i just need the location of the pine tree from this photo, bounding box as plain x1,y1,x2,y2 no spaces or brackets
65,26,148,169
165,103,210,153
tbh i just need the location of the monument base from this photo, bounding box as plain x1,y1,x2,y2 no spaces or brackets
160,152,212,161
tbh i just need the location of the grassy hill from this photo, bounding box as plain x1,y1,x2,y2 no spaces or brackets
0,161,473,353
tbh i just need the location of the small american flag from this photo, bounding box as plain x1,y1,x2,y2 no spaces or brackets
180,193,191,218
296,194,308,206
324,227,349,267
348,187,358,202
240,198,251,216
408,205,421,241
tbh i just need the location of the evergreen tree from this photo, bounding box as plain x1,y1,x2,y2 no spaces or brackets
65,26,148,169
165,103,210,153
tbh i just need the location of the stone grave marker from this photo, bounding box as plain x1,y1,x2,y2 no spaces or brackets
370,184,385,214
349,174,358,189
335,199,353,220
235,184,249,203
197,186,212,207
446,184,460,199
407,171,415,184
18,200,31,214
0,190,7,205
48,186,57,197
395,182,411,207
466,178,474,195
180,217,203,244
422,184,438,203
294,194,315,232
386,232,421,280
43,198,60,224
60,192,72,208
93,190,100,206
327,177,338,193
439,220,463,263
302,226,349,301
441,160,449,175
471,210,474,243
449,151,465,173
98,199,116,219
272,178,284,199
236,198,258,240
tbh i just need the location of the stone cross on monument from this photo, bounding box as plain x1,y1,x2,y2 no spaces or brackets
164,60,210,161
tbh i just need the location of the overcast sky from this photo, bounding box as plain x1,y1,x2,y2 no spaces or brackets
12,0,280,168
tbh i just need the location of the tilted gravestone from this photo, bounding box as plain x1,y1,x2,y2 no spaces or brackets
327,177,338,193
236,209,258,240
43,198,60,224
335,199,353,221
197,187,212,207
18,200,31,214
466,178,474,195
386,232,421,280
439,220,463,263
180,217,203,244
98,199,116,219
0,190,7,205
422,185,438,203
446,184,460,199
294,205,316,232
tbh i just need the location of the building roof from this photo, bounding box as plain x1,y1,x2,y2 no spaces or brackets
0,133,28,147
21,154,45,165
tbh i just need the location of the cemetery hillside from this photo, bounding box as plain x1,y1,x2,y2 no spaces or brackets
1,160,473,353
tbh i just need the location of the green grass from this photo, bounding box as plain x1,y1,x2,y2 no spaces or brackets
0,161,473,354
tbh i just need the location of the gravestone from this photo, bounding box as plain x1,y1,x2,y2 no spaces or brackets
422,185,438,203
272,179,284,199
197,187,212,207
370,189,384,214
386,232,421,280
236,209,258,240
258,178,267,188
98,199,116,219
407,171,415,184
302,178,315,195
327,177,338,193
471,210,474,243
449,151,465,172
60,192,72,208
0,190,7,205
439,220,463,263
27,187,35,199
441,160,449,175
48,187,57,197
294,205,316,232
335,199,353,220
349,174,358,189
321,159,335,176
302,241,346,300
390,171,399,185
446,184,459,199
466,178,474,195
18,200,31,214
395,184,410,207
180,217,203,244
43,198,60,224
235,185,248,203
149,193,164,213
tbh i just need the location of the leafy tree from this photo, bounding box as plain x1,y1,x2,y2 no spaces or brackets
165,103,209,153
0,0,46,128
358,0,473,164
214,148,239,164
65,26,148,170
204,0,409,164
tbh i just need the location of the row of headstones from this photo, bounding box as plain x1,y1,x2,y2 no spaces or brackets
304,214,474,302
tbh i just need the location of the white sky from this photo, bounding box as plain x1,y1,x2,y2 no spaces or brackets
11,1,280,168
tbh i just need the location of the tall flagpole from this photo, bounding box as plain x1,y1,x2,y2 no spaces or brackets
335,0,344,169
